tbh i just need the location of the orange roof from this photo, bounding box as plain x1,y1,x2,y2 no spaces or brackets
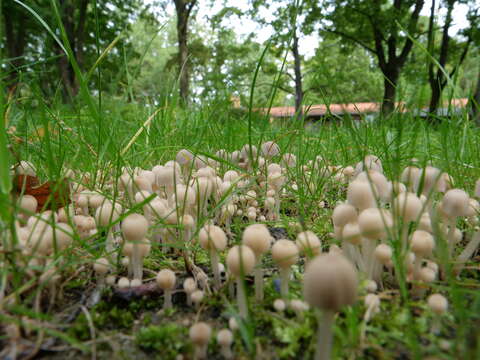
259,99,468,118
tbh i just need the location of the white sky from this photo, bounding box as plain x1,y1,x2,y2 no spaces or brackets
146,0,476,58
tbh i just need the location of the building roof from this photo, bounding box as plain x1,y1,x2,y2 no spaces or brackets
259,98,468,118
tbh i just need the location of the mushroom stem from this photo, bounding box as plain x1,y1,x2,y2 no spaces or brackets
455,231,480,275
132,243,142,280
220,345,233,359
315,310,335,360
279,267,291,300
254,258,264,301
194,344,208,360
164,289,172,310
236,278,248,319
210,250,221,289
106,231,115,255
446,218,456,257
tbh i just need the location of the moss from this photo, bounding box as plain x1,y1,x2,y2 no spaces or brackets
135,324,189,359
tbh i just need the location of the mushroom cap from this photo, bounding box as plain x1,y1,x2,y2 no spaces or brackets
226,245,256,277
342,222,362,245
94,258,110,275
296,230,321,255
332,203,358,227
95,203,120,226
176,149,194,166
54,223,73,250
374,244,392,264
216,329,233,347
273,298,286,312
183,277,197,293
347,180,377,210
427,294,448,314
156,269,176,290
418,166,442,195
199,225,227,252
393,192,423,222
242,224,272,256
189,322,212,345
118,277,130,289
401,166,420,187
223,170,240,183
358,208,392,240
410,230,435,256
419,267,436,282
271,239,299,268
19,195,38,215
121,213,148,241
441,189,470,218
303,253,358,312
356,171,390,201
418,212,433,233
191,290,204,304
281,153,296,168
261,141,280,158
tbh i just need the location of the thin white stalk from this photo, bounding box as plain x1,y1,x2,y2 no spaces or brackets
279,267,291,300
236,278,248,319
220,345,233,359
164,289,172,310
132,243,142,280
455,231,480,274
447,218,457,257
314,310,335,360
254,257,264,302
211,250,221,289
195,344,208,360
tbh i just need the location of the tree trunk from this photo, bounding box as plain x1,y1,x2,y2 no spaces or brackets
381,68,399,117
174,0,196,103
428,0,454,115
4,4,27,91
471,69,480,125
177,13,189,102
292,30,303,120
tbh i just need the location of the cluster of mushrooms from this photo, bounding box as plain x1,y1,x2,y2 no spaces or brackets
2,146,477,359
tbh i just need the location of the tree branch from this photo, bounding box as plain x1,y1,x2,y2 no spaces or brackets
322,28,376,54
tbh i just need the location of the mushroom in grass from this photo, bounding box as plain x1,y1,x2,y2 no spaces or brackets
199,225,227,289
95,202,121,254
410,230,435,279
303,253,358,360
156,269,176,310
226,245,256,318
296,230,321,258
183,277,197,306
242,223,272,301
427,294,448,334
271,239,299,300
393,192,423,248
217,329,234,359
93,258,110,288
121,213,149,280
441,189,469,256
189,322,211,360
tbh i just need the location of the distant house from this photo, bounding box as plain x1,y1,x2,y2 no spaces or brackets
257,98,468,121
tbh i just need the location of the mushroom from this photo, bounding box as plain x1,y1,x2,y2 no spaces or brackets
393,192,423,248
95,202,121,254
93,257,110,288
427,293,448,334
216,329,234,359
191,289,204,309
440,189,469,256
118,277,130,289
296,230,321,258
271,239,299,299
156,269,176,310
273,298,286,313
226,245,256,318
303,253,358,360
183,277,197,306
199,225,227,289
189,322,211,360
242,223,272,301
121,213,149,280
410,230,435,279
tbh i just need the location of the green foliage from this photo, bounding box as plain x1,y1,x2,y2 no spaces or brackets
135,324,188,358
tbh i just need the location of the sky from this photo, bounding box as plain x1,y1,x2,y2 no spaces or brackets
147,0,476,58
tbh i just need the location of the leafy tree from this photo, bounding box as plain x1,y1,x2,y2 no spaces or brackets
319,0,426,116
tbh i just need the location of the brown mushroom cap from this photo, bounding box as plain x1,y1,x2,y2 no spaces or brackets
441,189,470,218
156,269,176,290
226,245,256,277
189,322,212,345
199,225,227,251
410,230,435,256
242,223,272,256
296,230,321,255
271,239,299,268
358,208,392,240
121,213,148,241
332,203,358,228
303,253,358,312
